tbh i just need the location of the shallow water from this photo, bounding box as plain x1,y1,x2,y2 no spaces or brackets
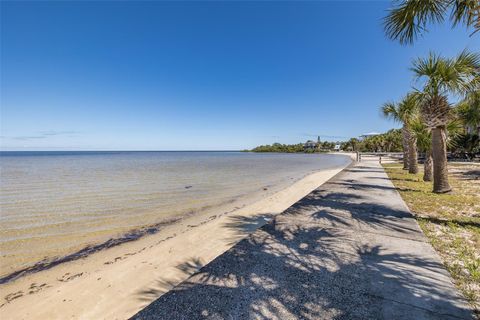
0,151,349,278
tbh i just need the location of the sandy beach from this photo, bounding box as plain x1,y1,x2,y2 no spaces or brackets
0,155,352,320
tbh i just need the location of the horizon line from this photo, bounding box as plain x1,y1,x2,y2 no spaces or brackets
0,150,248,152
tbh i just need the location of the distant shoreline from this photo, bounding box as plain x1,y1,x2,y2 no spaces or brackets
0,150,244,155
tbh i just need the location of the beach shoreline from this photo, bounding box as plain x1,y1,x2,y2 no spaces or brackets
0,154,353,319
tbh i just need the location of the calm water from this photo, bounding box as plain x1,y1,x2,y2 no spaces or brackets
0,151,350,278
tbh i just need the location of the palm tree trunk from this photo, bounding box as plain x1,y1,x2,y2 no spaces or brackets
402,125,409,170
423,149,433,182
431,126,451,193
408,132,418,174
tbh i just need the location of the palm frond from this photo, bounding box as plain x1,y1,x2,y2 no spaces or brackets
381,93,420,125
442,50,480,95
399,92,421,124
381,102,400,122
383,0,449,45
451,0,480,34
456,89,480,127
410,116,431,151
411,52,440,83
412,50,480,97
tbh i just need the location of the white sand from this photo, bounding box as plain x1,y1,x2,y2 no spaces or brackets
0,157,352,320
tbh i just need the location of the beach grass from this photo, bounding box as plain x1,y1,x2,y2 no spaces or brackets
383,163,480,314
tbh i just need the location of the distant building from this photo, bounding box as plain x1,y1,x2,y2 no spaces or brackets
359,132,381,140
304,140,317,151
334,144,341,151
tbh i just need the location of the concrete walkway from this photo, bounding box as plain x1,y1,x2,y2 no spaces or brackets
132,161,473,319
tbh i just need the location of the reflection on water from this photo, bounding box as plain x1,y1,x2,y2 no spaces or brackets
0,151,349,277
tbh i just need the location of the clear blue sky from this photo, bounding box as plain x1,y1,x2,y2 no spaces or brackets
1,1,478,150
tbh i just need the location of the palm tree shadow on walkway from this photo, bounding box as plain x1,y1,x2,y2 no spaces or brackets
133,219,469,319
132,165,473,319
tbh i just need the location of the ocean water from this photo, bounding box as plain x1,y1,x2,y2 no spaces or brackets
0,151,350,279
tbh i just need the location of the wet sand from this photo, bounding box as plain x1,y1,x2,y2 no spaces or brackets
0,157,352,319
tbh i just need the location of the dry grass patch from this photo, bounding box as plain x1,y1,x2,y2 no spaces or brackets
383,163,480,315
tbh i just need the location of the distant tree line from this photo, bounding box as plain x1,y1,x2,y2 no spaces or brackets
342,129,403,153
250,141,345,153
249,130,404,154
250,143,306,153
250,121,478,158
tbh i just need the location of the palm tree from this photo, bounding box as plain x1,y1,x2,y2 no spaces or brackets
382,104,409,170
456,89,480,134
451,132,480,158
382,93,420,174
410,118,433,181
345,138,360,151
411,118,464,181
384,130,397,152
412,50,480,193
451,90,480,159
384,0,480,45
385,129,404,152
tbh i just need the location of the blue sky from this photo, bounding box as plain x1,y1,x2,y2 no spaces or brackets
1,1,478,150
